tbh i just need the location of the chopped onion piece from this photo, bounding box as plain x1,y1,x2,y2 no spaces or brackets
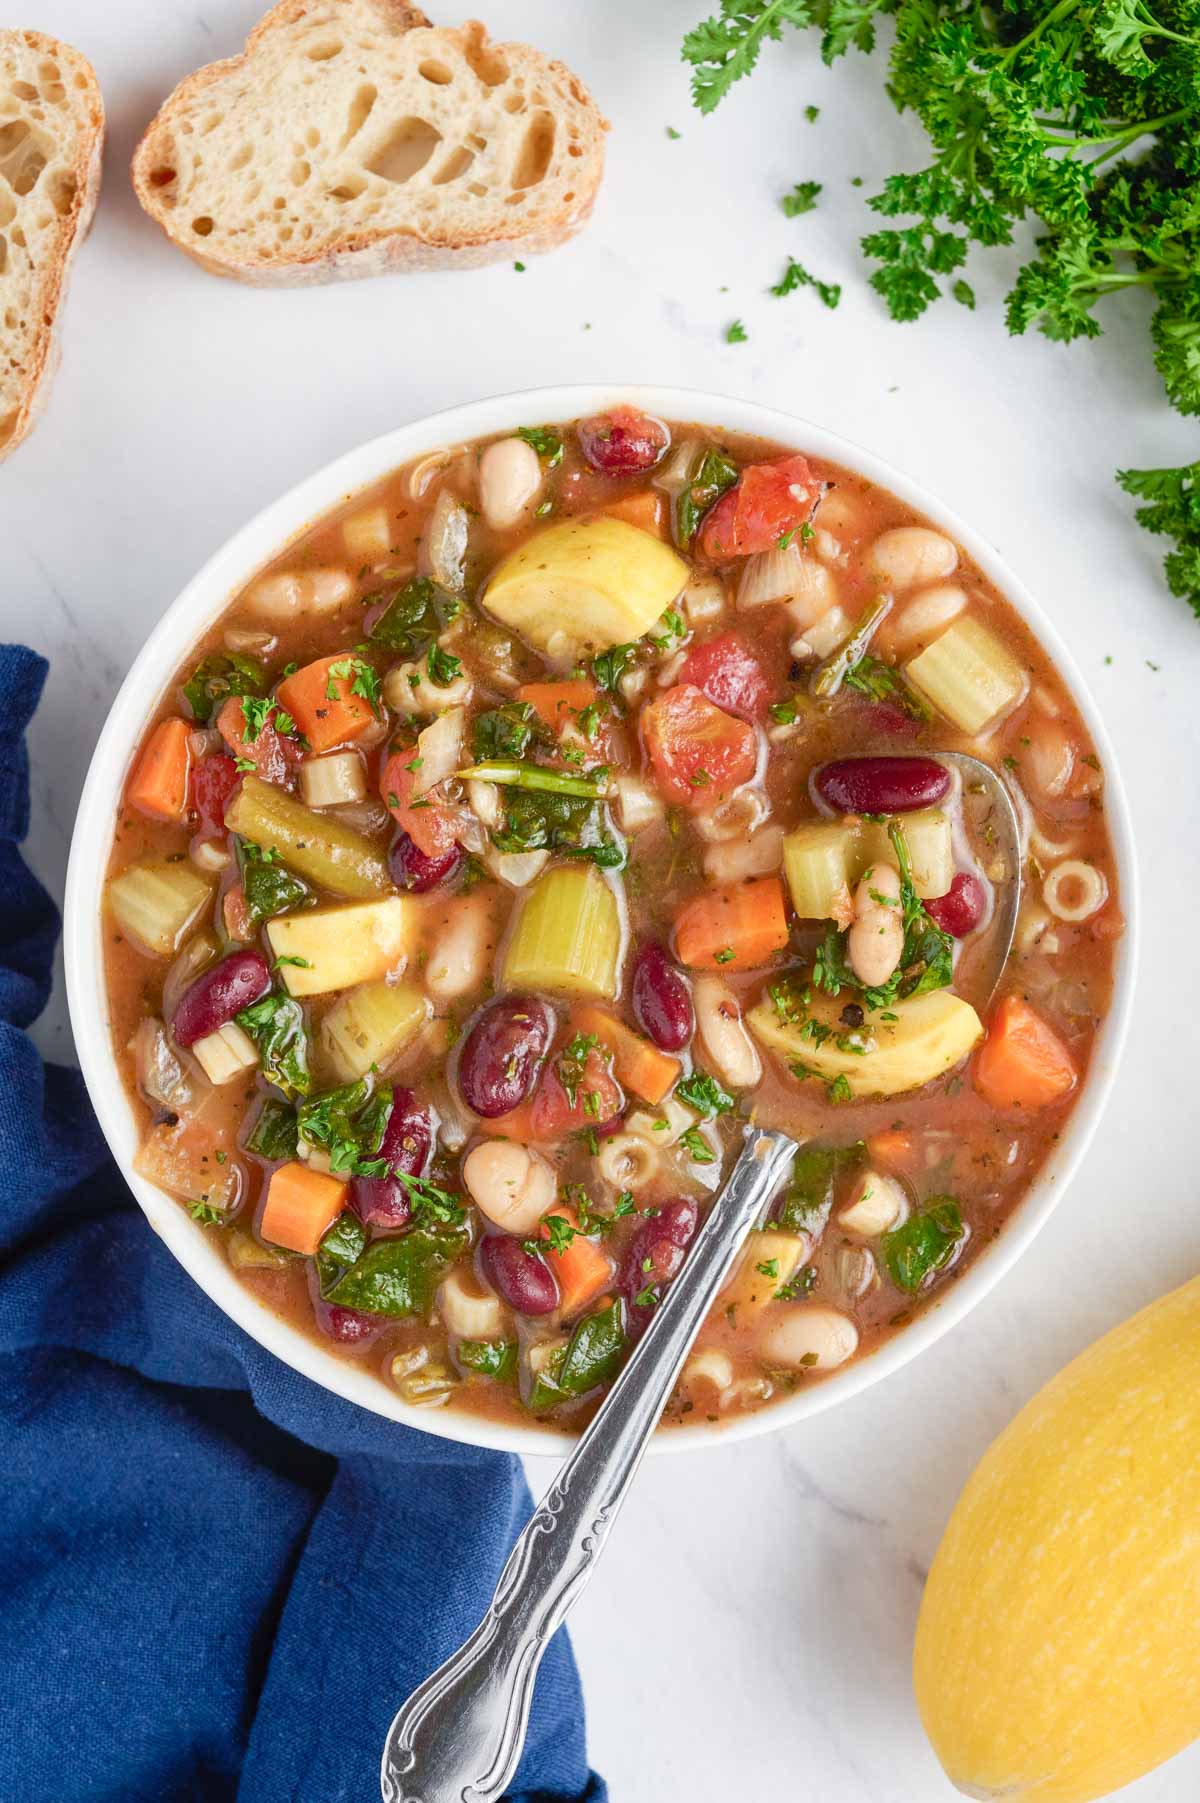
420,489,470,592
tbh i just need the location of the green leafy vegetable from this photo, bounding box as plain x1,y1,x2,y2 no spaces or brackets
770,255,841,308
244,1098,299,1162
235,992,310,1098
457,1339,518,1380
843,655,930,719
426,644,463,688
322,1226,469,1317
880,1196,965,1291
811,823,954,1009
682,0,815,114
472,701,542,762
675,1070,736,1117
1117,460,1200,619
516,425,565,465
367,576,458,657
238,839,314,924
726,318,749,343
297,1079,391,1174
315,1209,368,1295
774,1141,864,1233
528,1301,627,1412
675,448,740,547
181,653,265,725
591,643,639,692
782,179,822,216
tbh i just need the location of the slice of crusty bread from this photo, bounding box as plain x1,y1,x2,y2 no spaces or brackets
0,32,104,461
131,0,607,286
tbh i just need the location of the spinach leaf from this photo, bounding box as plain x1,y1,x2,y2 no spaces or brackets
880,1197,965,1293
492,786,621,866
322,1226,469,1317
244,1098,299,1162
457,1338,518,1380
297,1080,392,1176
235,992,310,1099
472,701,541,762
774,1141,864,1234
675,448,739,547
181,652,265,725
238,840,314,924
810,823,954,1009
315,1210,369,1295
591,643,638,693
528,1301,626,1412
367,576,457,657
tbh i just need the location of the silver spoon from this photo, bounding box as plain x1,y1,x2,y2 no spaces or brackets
380,756,1022,1802
934,751,1022,1009
380,1127,798,1803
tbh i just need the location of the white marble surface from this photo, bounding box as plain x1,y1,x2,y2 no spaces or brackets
5,3,1200,1798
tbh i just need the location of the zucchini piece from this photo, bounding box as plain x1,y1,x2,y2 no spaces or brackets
484,516,688,659
266,897,416,997
106,857,214,958
748,989,983,1098
721,1230,809,1317
783,820,857,920
904,617,1027,734
225,774,388,899
320,979,430,1081
860,807,953,901
501,864,622,999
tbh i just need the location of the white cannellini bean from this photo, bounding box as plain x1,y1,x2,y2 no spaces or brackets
781,562,838,631
462,1140,556,1236
383,656,473,717
890,583,968,651
1044,859,1108,923
868,527,958,591
439,1266,506,1340
803,605,850,660
615,774,665,836
425,891,497,1003
814,489,865,537
703,824,784,885
478,437,542,530
847,862,904,989
595,1132,660,1192
244,567,355,623
838,1169,907,1237
342,505,393,561
693,977,762,1090
758,1306,859,1371
1023,722,1076,801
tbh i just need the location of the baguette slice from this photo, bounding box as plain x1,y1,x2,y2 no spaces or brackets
0,32,104,460
131,0,607,286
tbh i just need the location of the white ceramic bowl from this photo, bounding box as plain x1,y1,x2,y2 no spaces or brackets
64,384,1137,1458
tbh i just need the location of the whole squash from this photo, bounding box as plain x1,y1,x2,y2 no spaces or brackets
914,1276,1200,1802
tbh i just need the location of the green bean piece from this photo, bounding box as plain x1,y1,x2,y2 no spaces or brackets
225,775,389,899
810,594,893,698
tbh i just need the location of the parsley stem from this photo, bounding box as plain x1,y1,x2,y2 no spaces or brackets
456,762,613,799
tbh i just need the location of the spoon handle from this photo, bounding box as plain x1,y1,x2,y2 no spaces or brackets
380,1127,797,1803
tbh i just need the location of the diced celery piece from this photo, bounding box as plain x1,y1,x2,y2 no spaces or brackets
225,774,388,898
501,864,622,999
106,856,214,958
783,820,857,920
860,808,954,900
904,617,1027,734
320,979,430,1081
748,990,983,1098
191,1021,259,1085
720,1230,808,1317
266,897,416,997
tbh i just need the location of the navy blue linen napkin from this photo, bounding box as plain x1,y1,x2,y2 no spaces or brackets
0,646,606,1803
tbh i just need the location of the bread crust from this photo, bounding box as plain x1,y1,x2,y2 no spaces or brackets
0,31,105,461
130,2,607,286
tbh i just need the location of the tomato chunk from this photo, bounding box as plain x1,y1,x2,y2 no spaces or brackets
215,697,302,788
699,454,819,559
531,1047,623,1138
641,685,758,810
189,753,240,839
678,633,771,722
379,748,458,860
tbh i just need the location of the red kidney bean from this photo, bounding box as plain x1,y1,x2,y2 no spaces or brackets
389,830,463,894
815,756,951,815
189,753,240,840
351,1088,433,1227
314,1301,381,1345
172,949,271,1047
577,407,669,475
631,943,694,1052
457,996,555,1118
925,871,987,938
620,1197,700,1333
480,1234,559,1316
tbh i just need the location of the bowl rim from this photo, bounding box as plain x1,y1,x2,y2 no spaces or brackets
63,382,1138,1459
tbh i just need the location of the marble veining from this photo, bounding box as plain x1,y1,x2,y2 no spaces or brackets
5,4,1200,1797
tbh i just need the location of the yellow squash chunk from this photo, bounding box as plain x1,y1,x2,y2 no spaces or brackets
905,616,1027,734
860,808,953,901
914,1275,1200,1803
267,897,416,997
320,979,430,1082
719,1231,808,1318
747,989,982,1098
502,864,622,999
484,516,689,659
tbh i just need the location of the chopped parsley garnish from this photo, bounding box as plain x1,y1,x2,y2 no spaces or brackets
516,425,564,466
675,1070,736,1118
725,318,748,343
770,256,841,309
781,180,822,217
